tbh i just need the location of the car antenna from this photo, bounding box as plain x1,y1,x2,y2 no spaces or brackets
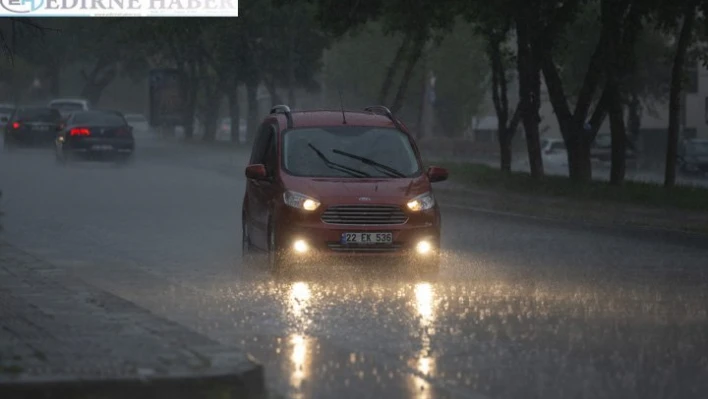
338,87,347,124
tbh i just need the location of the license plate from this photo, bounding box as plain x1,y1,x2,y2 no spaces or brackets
340,232,393,245
92,145,113,151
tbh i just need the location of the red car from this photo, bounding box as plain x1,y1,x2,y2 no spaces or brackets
241,105,449,272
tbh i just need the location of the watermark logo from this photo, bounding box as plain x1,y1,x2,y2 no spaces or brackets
1,0,44,13
0,0,238,16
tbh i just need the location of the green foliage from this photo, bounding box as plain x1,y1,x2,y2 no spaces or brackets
438,161,708,212
324,20,488,134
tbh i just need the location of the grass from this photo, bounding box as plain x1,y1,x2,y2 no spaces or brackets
434,162,708,213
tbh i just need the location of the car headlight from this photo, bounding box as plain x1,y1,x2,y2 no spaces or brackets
407,192,435,211
283,190,321,211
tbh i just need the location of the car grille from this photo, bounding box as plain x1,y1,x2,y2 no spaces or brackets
327,243,403,253
320,205,408,225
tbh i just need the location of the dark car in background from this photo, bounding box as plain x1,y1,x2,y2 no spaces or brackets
2,107,63,150
0,103,14,130
679,139,708,177
55,110,135,164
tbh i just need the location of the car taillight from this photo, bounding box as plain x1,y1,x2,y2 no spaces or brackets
70,127,90,136
11,122,19,129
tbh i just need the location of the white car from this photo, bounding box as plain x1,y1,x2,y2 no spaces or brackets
540,138,568,166
48,98,90,118
124,113,151,136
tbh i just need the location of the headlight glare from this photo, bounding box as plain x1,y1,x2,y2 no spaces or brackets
407,192,435,211
284,191,321,211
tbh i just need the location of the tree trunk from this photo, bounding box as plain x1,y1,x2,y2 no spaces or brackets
607,79,626,185
628,92,641,140
516,19,544,179
488,33,519,173
390,35,425,114
183,61,199,140
379,35,411,105
665,6,696,187
227,87,241,143
246,81,260,144
499,128,513,172
201,92,220,142
265,78,283,106
80,68,117,106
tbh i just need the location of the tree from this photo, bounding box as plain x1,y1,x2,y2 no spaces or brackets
661,0,702,187
464,2,521,172
311,0,458,114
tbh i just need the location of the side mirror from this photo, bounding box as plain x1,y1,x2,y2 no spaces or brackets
427,166,448,183
0,117,7,123
245,164,268,180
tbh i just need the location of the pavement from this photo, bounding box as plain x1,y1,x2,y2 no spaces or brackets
1,135,708,398
0,242,265,399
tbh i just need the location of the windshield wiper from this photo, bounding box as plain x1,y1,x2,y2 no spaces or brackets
331,149,406,178
307,143,370,178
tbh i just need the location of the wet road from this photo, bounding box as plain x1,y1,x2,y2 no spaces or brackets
1,138,707,399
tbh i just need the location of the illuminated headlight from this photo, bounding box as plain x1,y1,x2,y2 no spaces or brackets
416,240,432,254
293,239,309,253
407,192,435,212
284,191,321,211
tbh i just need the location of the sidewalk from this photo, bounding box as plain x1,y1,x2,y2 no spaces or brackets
0,241,265,399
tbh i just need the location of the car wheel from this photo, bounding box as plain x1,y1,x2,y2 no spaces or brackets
267,223,285,273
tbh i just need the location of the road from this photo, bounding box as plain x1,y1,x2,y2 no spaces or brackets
1,137,707,399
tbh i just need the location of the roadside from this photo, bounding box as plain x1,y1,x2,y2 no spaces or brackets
0,241,266,399
146,137,708,235
432,163,708,235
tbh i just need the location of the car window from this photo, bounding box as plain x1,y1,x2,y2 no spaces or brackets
282,126,421,178
250,124,273,164
16,108,61,122
50,102,85,112
72,111,127,126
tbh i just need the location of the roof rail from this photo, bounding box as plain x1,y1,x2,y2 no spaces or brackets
364,105,402,130
270,104,293,129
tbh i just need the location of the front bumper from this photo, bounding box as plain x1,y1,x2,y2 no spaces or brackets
275,207,441,264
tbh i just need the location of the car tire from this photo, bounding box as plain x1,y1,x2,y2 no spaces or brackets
267,222,285,273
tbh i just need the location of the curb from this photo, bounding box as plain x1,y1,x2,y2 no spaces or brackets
435,189,708,243
0,364,267,399
0,242,268,399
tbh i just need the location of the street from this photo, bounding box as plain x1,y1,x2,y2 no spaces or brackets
1,138,707,399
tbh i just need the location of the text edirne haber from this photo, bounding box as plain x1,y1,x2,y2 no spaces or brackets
44,0,237,10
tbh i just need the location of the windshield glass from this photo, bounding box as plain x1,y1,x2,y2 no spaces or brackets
73,111,126,126
17,108,61,122
50,102,85,112
282,126,420,178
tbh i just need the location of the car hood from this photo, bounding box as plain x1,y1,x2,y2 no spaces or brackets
283,175,431,205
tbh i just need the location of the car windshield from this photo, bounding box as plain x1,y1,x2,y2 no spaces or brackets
50,102,85,112
73,111,126,126
282,126,420,178
17,108,61,122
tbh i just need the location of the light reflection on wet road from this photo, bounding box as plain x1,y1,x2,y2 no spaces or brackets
1,142,707,398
